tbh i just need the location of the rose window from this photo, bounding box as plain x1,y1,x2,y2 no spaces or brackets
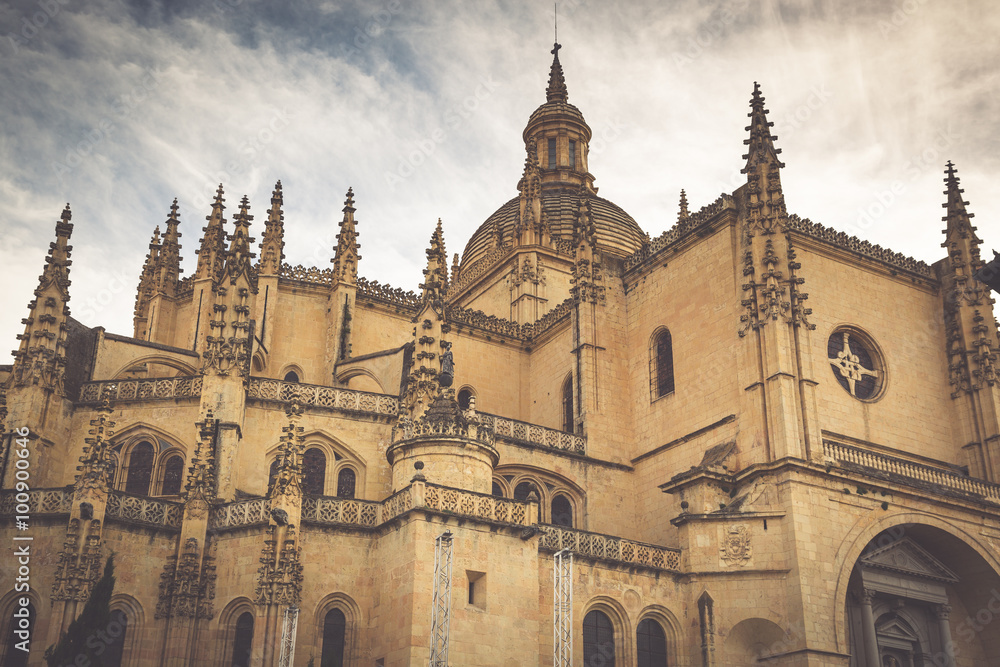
828,329,884,400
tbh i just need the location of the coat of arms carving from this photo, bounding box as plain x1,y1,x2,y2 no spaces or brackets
720,524,752,566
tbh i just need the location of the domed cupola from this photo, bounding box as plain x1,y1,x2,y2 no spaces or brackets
523,43,596,194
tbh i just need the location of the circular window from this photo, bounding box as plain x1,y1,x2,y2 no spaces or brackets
828,328,885,400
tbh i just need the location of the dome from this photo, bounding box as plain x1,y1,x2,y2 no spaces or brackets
460,187,646,269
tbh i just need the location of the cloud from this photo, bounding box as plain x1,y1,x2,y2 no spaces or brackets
1,0,998,362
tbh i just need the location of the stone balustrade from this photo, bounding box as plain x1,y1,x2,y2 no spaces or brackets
106,490,183,529
208,497,272,530
824,440,1000,503
480,413,586,454
538,524,681,572
78,376,203,405
302,495,380,527
423,483,529,525
247,378,399,417
0,487,73,516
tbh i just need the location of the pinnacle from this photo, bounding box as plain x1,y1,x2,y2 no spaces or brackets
678,189,690,221
168,198,180,220
741,81,784,173
61,203,72,222
546,42,568,103
214,184,225,205
344,187,355,211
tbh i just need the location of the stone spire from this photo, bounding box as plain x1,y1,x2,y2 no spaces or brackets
155,199,183,295
420,219,449,309
134,225,162,329
941,161,982,275
74,400,116,493
270,404,305,500
195,185,228,282
678,189,690,222
184,412,218,504
224,195,257,287
451,253,461,286
259,182,285,277
546,42,568,103
570,186,603,304
514,138,549,247
332,187,361,285
742,82,785,175
12,204,74,394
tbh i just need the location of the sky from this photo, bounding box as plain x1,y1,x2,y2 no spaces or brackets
1,0,998,357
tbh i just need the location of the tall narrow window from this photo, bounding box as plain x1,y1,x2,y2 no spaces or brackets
457,388,473,410
652,329,675,398
583,610,615,666
637,618,669,667
124,441,154,496
3,603,35,667
562,374,574,433
104,611,128,667
303,448,327,495
321,608,347,667
108,454,119,490
551,495,573,528
548,138,557,169
336,468,356,499
267,458,280,495
161,455,184,495
568,140,576,169
232,612,254,667
513,482,534,502
491,481,504,498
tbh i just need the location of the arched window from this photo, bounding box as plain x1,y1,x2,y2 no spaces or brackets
104,610,129,667
583,610,615,666
232,612,254,667
457,388,474,410
551,495,573,528
303,448,326,495
268,458,280,495
652,329,675,399
320,608,347,667
161,455,184,495
3,602,35,667
336,468,356,499
125,441,154,496
562,374,574,433
513,482,534,502
637,618,668,667
284,370,300,383
491,481,504,498
108,454,119,489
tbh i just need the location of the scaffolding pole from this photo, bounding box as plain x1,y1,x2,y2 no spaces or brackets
429,530,454,667
554,549,573,667
277,605,299,667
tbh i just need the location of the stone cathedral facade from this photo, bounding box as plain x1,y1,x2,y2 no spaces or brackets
2,44,1000,667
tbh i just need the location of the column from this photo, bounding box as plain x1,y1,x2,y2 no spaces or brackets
934,604,954,667
860,589,881,667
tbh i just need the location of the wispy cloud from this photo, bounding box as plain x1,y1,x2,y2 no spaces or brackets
1,0,998,353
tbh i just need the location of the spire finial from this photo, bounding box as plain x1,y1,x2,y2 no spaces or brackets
678,190,690,222
546,42,567,103
741,81,784,174
554,2,558,43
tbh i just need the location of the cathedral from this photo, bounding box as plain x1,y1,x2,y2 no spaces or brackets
2,41,1000,667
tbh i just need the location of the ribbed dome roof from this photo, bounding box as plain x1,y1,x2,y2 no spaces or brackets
460,187,646,269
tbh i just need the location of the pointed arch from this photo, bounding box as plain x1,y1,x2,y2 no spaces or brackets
110,355,199,380
637,604,685,667
0,589,41,667
562,373,574,433
217,598,256,667
107,594,144,667
265,429,367,499
582,596,631,666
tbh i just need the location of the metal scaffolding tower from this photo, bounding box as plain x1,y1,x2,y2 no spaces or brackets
277,604,299,667
554,549,573,667
429,530,454,667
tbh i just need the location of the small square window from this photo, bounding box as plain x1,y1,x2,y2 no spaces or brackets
466,570,486,610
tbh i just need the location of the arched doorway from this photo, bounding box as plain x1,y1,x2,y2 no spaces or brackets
843,524,1000,666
